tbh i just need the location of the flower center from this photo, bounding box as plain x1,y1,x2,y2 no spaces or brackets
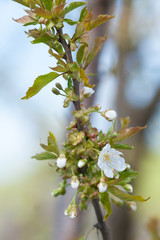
103,153,110,162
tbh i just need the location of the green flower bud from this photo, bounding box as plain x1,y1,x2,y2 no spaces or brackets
52,88,60,95
51,187,66,197
55,83,63,90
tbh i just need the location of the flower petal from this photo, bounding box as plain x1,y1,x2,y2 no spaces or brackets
103,166,113,178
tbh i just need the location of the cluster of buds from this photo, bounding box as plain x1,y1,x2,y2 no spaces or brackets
64,204,78,219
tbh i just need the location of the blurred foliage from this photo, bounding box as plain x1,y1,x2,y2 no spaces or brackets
0,166,56,240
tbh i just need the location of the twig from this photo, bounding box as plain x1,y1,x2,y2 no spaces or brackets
57,27,110,240
92,198,110,240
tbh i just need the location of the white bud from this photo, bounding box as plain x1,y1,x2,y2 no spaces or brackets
78,159,86,168
64,209,69,216
126,163,131,169
114,173,120,179
69,205,78,219
128,201,137,211
104,109,117,121
98,179,108,193
70,176,79,189
124,184,133,193
83,87,95,96
56,155,67,168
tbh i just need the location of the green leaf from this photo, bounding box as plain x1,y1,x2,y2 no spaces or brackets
22,72,59,99
85,36,107,68
12,0,30,7
64,2,86,14
79,6,88,22
100,192,112,220
63,18,78,26
118,169,139,185
76,44,88,65
23,21,38,26
41,0,53,10
113,125,147,142
48,131,57,145
113,144,134,150
49,49,66,67
108,186,150,202
32,151,57,160
108,169,139,186
67,77,73,89
50,65,67,73
72,22,86,41
55,0,65,4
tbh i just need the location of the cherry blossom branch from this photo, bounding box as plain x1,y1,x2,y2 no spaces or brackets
57,27,110,240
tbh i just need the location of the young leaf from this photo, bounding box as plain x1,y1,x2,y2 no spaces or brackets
50,65,67,73
64,2,86,14
79,68,94,88
120,116,131,129
41,0,53,10
55,0,65,5
32,151,57,160
40,131,59,155
48,131,56,144
63,18,78,26
12,0,30,7
49,49,66,67
113,125,147,142
72,22,86,41
79,6,88,22
76,44,88,65
67,77,73,89
34,7,52,19
117,169,139,185
113,144,134,150
108,186,149,202
85,36,107,68
13,15,35,24
22,72,59,99
100,192,112,220
86,14,114,31
52,3,66,17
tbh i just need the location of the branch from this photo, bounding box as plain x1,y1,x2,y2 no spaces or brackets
92,199,110,240
57,27,110,240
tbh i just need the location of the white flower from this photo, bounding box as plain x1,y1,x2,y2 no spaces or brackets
56,155,67,168
98,143,126,178
83,87,95,96
104,109,117,121
70,176,79,189
98,182,108,193
78,159,86,168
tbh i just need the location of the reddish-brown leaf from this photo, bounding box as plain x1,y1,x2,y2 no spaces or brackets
113,125,147,142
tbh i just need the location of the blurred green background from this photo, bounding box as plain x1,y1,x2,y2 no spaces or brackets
0,0,160,239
